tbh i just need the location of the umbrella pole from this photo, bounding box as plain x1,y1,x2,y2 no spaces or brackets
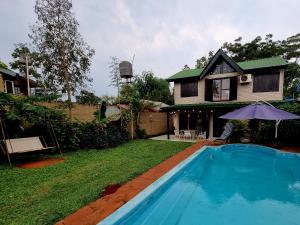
275,120,281,139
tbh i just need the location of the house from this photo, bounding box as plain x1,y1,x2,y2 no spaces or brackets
161,49,288,138
0,68,37,96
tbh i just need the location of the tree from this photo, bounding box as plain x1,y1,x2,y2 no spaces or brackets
10,43,41,79
182,64,190,70
221,34,300,97
75,90,101,104
222,34,284,61
109,56,121,98
0,60,8,69
134,71,173,104
29,0,95,116
195,51,214,68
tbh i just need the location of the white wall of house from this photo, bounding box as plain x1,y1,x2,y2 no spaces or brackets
174,69,285,105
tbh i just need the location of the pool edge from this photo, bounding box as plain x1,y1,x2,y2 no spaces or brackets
98,145,210,225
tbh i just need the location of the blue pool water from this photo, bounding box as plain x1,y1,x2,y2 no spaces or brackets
100,144,300,225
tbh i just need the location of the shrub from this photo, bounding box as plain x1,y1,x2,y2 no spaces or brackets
254,120,300,146
135,127,147,139
78,122,129,150
229,120,249,142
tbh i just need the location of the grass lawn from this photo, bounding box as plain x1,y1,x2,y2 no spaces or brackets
0,140,191,225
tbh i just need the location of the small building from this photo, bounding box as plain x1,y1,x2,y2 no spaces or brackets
0,68,37,96
161,49,288,138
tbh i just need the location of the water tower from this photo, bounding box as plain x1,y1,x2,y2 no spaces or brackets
119,61,133,83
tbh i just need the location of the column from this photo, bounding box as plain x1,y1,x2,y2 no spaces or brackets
208,110,214,139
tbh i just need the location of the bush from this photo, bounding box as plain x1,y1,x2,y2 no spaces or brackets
229,120,249,142
78,122,129,150
255,120,300,146
135,128,147,139
21,120,129,152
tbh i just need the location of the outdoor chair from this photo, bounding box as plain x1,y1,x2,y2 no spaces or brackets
197,131,207,140
1,137,53,154
215,123,234,142
174,130,181,139
183,130,192,140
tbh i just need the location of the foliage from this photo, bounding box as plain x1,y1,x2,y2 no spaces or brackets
79,123,129,149
0,93,128,151
75,90,101,104
0,140,191,225
0,60,8,69
133,71,173,105
195,51,214,68
229,120,249,142
29,0,95,106
135,127,147,139
109,57,121,92
220,33,300,97
101,95,116,105
10,43,41,79
251,102,300,145
120,110,132,128
277,102,300,113
94,101,109,124
0,92,64,126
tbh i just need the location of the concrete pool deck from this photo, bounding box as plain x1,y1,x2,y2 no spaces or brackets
56,140,217,225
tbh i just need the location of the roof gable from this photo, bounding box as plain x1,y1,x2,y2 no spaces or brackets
199,49,243,79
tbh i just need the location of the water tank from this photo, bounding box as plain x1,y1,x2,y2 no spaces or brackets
119,61,133,79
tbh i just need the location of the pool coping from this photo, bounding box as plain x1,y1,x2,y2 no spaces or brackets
99,145,210,224
56,140,217,225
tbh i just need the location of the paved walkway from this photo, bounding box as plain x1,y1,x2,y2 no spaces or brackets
56,140,217,225
149,134,197,142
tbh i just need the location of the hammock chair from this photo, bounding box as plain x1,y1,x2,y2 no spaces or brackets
0,115,62,166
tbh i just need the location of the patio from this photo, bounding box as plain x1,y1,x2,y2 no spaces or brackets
150,134,197,142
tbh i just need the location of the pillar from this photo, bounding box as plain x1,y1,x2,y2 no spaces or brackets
208,110,214,138
167,111,170,139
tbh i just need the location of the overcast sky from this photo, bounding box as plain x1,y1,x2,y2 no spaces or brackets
0,0,299,96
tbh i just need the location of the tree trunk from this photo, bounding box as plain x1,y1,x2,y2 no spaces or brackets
61,42,72,119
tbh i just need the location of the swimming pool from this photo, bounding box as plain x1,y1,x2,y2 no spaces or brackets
99,144,300,225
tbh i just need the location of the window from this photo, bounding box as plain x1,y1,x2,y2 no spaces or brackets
181,80,198,97
253,73,279,92
210,60,235,74
4,80,14,94
212,78,230,101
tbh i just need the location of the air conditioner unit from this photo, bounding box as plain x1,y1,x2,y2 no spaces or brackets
240,74,252,84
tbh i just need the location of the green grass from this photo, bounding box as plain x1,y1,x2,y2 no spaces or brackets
0,140,191,225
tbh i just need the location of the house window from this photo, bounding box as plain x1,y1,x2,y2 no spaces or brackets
181,80,198,97
4,80,15,94
253,73,279,92
212,78,230,101
210,60,235,75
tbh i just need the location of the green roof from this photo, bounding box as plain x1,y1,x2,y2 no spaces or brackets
237,56,288,70
166,68,203,81
167,56,288,81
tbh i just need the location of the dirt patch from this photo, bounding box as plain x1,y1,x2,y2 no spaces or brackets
16,158,64,169
101,184,122,197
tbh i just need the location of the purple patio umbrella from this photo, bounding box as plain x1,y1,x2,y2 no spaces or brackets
219,102,300,138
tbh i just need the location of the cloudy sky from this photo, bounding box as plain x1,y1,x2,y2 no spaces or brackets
0,0,299,96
